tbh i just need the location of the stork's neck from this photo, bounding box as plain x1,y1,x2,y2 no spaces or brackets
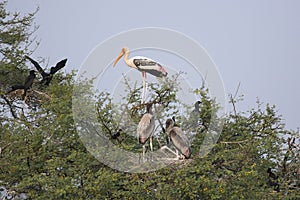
165,126,172,136
123,50,131,66
146,105,153,115
165,122,174,135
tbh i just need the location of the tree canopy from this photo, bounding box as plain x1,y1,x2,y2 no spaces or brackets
0,2,299,199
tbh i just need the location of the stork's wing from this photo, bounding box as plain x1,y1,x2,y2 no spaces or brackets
25,56,47,78
133,58,159,68
137,113,155,144
170,127,191,158
50,59,67,75
133,58,167,77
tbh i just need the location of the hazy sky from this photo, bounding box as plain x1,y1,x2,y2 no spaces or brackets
7,1,300,130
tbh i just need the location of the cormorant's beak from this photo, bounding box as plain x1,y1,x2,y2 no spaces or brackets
113,50,124,67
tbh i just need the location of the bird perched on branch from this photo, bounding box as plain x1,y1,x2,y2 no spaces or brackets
189,100,202,128
7,84,24,94
165,117,191,159
22,70,36,100
25,56,67,86
112,129,122,139
267,167,280,192
191,101,201,116
137,103,155,159
113,47,168,103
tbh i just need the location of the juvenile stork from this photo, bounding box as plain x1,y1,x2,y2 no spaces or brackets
113,47,168,103
164,117,191,159
137,103,155,159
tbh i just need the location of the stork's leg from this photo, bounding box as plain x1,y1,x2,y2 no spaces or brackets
145,74,148,101
175,149,180,160
159,146,181,161
160,146,178,156
150,136,153,152
141,72,146,103
142,144,146,161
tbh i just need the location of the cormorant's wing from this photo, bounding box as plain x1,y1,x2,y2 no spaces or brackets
25,56,48,78
49,59,67,75
7,84,24,94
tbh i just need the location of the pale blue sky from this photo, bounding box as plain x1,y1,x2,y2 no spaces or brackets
7,1,300,130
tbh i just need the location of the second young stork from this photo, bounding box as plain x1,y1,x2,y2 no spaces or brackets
164,117,191,159
113,47,168,103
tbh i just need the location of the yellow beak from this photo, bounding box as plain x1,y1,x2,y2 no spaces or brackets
113,51,124,67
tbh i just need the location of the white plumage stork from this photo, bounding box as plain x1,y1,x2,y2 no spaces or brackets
137,103,155,159
113,47,168,103
164,117,191,159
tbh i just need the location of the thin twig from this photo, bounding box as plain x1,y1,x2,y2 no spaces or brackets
1,94,19,119
220,140,249,144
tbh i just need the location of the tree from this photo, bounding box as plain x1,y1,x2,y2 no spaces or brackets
0,2,299,199
0,1,38,90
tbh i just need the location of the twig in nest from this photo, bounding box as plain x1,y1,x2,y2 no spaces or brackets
32,90,51,101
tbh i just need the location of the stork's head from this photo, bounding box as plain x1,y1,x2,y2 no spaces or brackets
113,47,129,67
122,47,129,53
146,103,153,113
165,118,174,134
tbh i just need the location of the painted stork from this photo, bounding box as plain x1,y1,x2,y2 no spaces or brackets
165,117,191,159
113,47,168,103
137,103,155,159
22,70,36,100
26,56,67,86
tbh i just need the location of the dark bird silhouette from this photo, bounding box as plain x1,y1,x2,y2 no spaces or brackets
192,101,201,114
25,56,67,86
137,103,155,159
7,84,24,94
165,117,191,159
189,100,201,125
112,129,122,139
267,167,280,192
22,70,36,100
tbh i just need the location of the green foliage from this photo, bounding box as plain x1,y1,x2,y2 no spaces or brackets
0,1,39,90
0,3,299,199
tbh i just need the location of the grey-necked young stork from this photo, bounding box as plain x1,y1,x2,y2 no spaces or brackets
113,47,168,103
137,103,155,159
164,117,191,159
